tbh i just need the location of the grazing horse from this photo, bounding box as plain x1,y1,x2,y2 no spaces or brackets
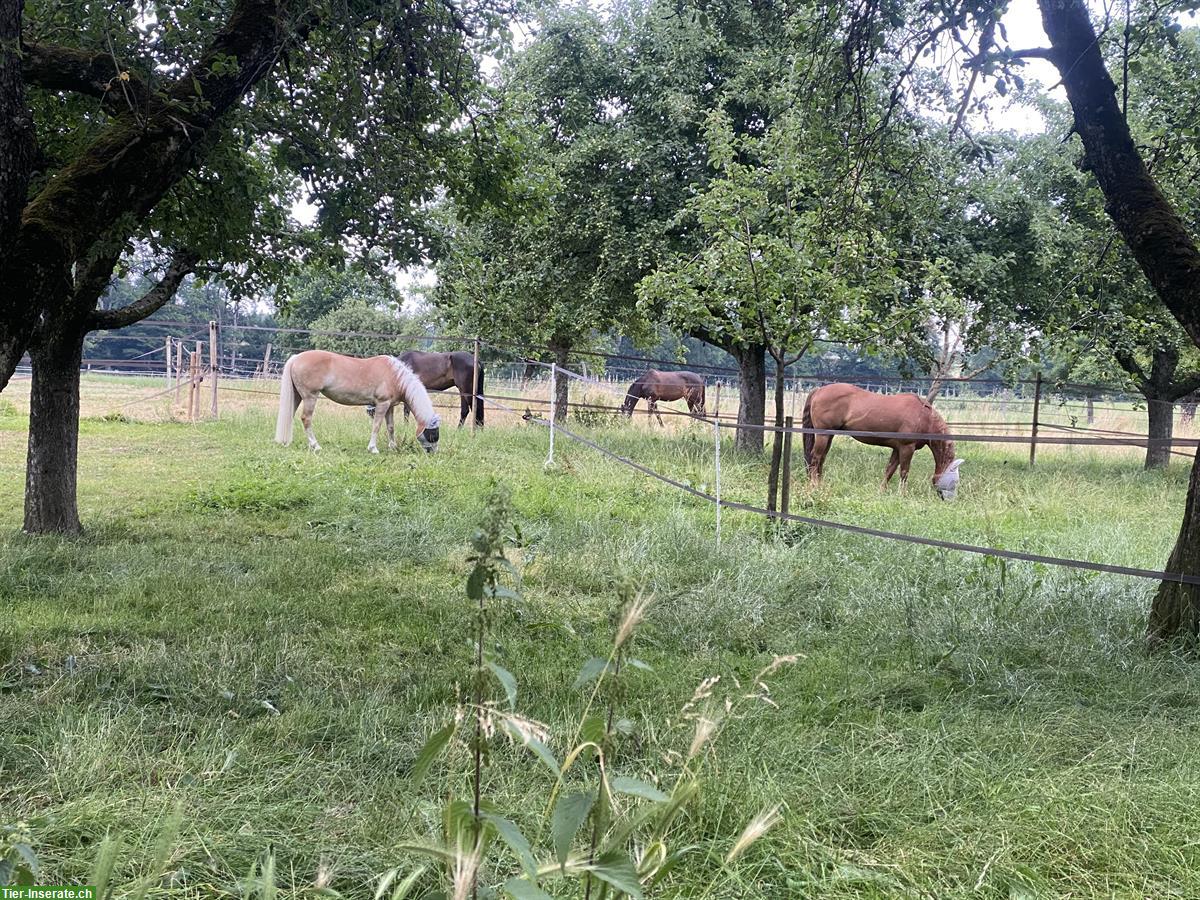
802,383,963,498
275,350,440,453
620,369,707,426
401,350,485,427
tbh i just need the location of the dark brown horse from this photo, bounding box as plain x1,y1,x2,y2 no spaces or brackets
620,370,707,426
802,383,963,498
368,350,484,427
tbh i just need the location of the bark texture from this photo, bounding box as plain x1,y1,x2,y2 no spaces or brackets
732,344,767,454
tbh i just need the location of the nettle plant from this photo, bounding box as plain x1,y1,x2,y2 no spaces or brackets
384,485,793,899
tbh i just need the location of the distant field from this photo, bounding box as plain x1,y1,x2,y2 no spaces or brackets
3,377,1200,898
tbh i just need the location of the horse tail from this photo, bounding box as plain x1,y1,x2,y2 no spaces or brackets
275,355,300,445
474,362,485,427
802,389,815,470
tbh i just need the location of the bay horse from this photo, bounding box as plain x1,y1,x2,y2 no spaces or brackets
802,383,963,498
401,350,485,427
620,369,707,425
275,350,440,453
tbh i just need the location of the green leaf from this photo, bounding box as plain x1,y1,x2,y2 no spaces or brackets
503,877,553,900
486,660,518,708
480,813,536,879
499,719,561,780
551,791,594,869
467,567,486,600
610,776,668,803
587,850,643,899
12,844,38,876
580,714,607,748
523,736,562,780
410,722,456,787
374,865,427,900
443,799,477,847
573,657,611,690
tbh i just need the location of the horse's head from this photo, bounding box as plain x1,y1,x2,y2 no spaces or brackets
417,413,441,453
933,458,963,500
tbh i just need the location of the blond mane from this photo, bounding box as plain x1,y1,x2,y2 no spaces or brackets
388,357,438,427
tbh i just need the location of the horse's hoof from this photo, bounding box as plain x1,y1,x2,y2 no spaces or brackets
369,446,379,455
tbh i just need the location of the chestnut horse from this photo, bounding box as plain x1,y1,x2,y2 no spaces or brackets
400,350,485,427
275,350,440,453
802,383,962,498
620,369,707,426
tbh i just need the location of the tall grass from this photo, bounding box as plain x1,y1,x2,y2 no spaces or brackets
3,402,1200,896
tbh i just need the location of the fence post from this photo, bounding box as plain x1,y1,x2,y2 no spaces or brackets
188,350,200,422
165,336,172,389
547,363,556,466
714,416,722,548
1029,371,1042,467
1086,395,1095,425
175,339,185,404
471,336,481,431
781,415,794,521
261,343,272,379
713,381,721,420
209,321,219,418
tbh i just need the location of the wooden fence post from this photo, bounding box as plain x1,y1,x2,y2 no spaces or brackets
209,321,219,418
471,336,481,430
713,381,721,419
165,336,172,389
175,339,185,404
781,415,794,521
188,350,200,422
1030,371,1042,467
261,343,272,379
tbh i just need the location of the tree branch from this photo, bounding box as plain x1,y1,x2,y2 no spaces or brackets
21,41,152,110
1170,372,1200,401
89,250,198,330
1112,346,1149,390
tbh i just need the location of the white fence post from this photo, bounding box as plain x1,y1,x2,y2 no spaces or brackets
714,417,722,547
547,363,556,466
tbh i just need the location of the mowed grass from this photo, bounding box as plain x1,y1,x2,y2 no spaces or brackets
3,387,1200,898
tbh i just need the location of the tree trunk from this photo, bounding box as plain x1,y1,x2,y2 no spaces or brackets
731,343,766,454
552,343,569,423
24,325,85,534
1148,450,1200,647
1037,1,1200,643
1145,394,1174,470
766,355,786,513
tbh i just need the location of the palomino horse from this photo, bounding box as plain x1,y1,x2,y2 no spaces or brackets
275,350,440,453
802,383,963,498
620,369,707,425
400,350,485,427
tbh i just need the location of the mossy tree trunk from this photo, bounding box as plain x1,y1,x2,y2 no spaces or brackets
24,311,86,534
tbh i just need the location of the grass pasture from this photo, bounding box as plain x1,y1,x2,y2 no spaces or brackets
3,375,1200,898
